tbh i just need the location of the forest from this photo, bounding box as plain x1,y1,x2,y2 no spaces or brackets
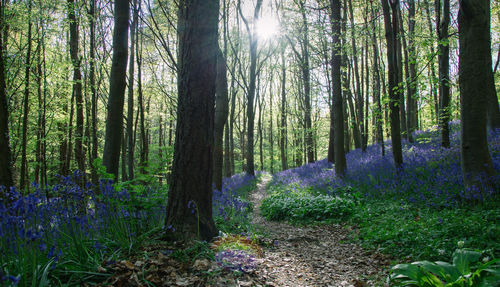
0,0,499,286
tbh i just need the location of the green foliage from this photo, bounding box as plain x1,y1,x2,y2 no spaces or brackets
390,249,500,287
260,185,358,224
350,201,500,261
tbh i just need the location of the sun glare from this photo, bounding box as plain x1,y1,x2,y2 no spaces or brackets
255,16,280,41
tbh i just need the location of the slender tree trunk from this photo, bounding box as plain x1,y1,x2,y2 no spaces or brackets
213,48,229,191
458,0,495,190
20,0,32,190
68,0,85,178
381,0,403,168
370,1,384,156
0,0,13,188
423,0,439,124
127,0,138,180
165,0,219,241
102,0,130,179
348,0,364,151
436,0,451,148
299,0,314,163
280,49,288,171
89,0,99,185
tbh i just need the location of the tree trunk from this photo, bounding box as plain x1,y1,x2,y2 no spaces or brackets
458,0,495,189
369,1,384,156
20,0,32,190
0,0,13,188
436,0,451,148
280,49,288,171
330,0,346,176
127,0,138,180
423,0,439,124
348,0,364,152
165,0,219,241
299,0,314,163
89,0,99,185
137,24,147,175
381,0,403,169
213,48,229,191
102,0,130,180
68,0,85,178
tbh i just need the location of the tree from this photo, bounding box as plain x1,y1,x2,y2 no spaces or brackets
458,0,495,189
126,0,138,181
381,0,403,169
330,0,346,176
436,0,451,148
165,0,219,241
0,0,13,188
102,0,130,179
68,0,85,176
213,47,229,191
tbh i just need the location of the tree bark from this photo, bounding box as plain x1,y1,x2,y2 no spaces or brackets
102,0,130,180
165,0,219,241
436,0,451,148
127,0,138,180
213,48,229,191
20,0,32,190
331,0,346,176
381,0,403,169
280,49,288,171
0,0,13,188
458,0,495,189
68,0,85,178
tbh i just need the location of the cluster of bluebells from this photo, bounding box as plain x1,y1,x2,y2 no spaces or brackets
271,122,499,207
212,173,254,220
214,249,256,273
0,171,165,285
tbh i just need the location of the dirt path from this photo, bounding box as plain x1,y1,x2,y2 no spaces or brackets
248,174,388,287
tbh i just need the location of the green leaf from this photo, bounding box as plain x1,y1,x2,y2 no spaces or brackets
452,249,481,275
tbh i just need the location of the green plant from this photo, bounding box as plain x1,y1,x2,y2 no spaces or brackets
390,249,500,286
260,186,357,223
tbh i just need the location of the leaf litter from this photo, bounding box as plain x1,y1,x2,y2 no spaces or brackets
95,177,389,286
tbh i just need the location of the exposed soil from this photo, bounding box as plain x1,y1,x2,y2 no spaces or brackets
97,175,389,287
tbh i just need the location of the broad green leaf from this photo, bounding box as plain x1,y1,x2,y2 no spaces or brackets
452,249,481,275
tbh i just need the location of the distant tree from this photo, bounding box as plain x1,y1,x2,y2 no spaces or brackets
0,0,13,188
458,0,495,189
165,0,219,241
102,0,130,179
381,0,403,169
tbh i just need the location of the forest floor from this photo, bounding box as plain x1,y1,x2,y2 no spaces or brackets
243,174,389,287
100,174,389,287
101,175,389,287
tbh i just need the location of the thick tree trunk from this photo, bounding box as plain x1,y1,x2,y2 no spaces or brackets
165,0,219,241
458,0,495,189
436,0,451,148
330,0,346,176
20,0,32,190
0,0,13,188
213,48,229,191
381,0,403,169
137,28,147,175
102,0,130,180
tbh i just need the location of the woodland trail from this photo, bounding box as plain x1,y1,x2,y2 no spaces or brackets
248,174,388,287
